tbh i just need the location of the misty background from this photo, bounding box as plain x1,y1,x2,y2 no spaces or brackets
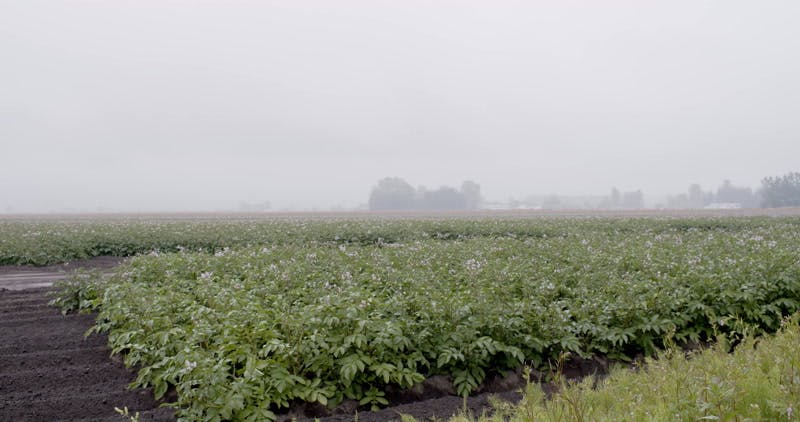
1,1,799,213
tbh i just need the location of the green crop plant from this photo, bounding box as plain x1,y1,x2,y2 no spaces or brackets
5,215,800,265
447,315,800,422
42,216,800,421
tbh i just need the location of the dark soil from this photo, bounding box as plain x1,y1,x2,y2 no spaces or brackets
1,259,613,422
308,391,525,422
0,287,173,421
288,357,611,422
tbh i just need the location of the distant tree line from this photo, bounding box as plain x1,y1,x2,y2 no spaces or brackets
368,177,481,211
663,172,800,209
761,172,800,208
598,188,645,210
367,171,800,211
666,180,760,209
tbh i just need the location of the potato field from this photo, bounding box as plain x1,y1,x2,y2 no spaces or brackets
3,215,800,421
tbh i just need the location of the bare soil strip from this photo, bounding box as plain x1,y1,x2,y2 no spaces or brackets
0,284,173,422
0,257,124,291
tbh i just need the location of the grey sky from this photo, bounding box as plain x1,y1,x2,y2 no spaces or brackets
2,0,799,212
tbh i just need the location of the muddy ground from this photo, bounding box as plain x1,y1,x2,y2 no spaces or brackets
1,258,608,422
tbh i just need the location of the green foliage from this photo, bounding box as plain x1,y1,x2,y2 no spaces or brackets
4,215,799,266
448,315,800,422
37,217,800,420
47,270,105,314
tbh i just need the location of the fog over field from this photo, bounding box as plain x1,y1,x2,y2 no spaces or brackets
1,0,799,212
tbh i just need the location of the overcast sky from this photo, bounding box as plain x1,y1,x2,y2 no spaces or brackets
1,0,799,212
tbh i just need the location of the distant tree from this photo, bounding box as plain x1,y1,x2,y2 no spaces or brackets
368,178,483,211
761,172,800,207
368,177,416,210
460,181,482,210
598,187,623,209
715,180,758,208
688,184,713,208
420,187,467,210
621,190,644,209
667,193,689,209
610,187,621,207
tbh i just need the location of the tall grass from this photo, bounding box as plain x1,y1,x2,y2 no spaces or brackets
450,316,800,421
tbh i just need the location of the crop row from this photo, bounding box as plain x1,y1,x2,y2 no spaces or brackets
3,215,799,265
52,221,800,421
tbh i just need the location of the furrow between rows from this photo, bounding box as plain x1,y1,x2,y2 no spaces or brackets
0,314,87,328
0,361,129,394
0,302,54,313
0,345,112,371
0,380,163,421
